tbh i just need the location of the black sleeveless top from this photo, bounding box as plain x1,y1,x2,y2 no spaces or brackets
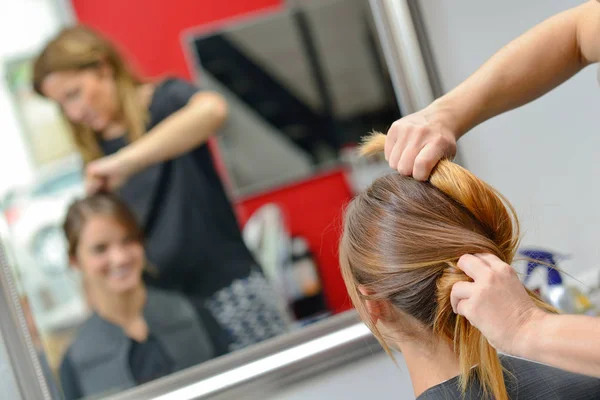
418,355,600,399
100,79,256,298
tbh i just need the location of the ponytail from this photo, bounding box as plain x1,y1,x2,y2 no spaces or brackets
344,132,555,400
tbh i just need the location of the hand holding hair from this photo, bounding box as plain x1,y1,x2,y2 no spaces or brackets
452,253,600,378
450,253,546,356
383,104,458,181
383,2,600,182
85,151,137,194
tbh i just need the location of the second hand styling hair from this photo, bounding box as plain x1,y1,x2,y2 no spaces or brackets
339,133,555,400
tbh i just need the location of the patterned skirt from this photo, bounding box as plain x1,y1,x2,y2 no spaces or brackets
204,270,294,351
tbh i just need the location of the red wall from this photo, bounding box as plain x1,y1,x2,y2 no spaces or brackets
71,0,283,80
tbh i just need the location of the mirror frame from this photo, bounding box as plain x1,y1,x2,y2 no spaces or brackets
0,0,440,398
0,242,53,399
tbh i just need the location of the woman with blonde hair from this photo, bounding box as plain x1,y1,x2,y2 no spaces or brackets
339,133,600,399
34,25,290,352
382,0,600,378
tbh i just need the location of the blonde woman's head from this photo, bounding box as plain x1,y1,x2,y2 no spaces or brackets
34,25,148,162
340,133,554,400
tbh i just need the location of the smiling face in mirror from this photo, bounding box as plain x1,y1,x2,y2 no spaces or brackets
65,193,145,298
70,214,144,295
55,195,225,400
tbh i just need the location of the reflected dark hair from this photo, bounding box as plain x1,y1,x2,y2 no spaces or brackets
64,193,143,257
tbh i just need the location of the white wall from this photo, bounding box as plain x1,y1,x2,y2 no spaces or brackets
0,0,64,197
419,0,600,286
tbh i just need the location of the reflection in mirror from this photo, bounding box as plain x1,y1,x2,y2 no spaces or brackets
189,0,400,194
0,0,399,399
56,194,238,399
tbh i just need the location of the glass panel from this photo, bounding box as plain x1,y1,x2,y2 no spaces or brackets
1,1,400,399
191,0,400,194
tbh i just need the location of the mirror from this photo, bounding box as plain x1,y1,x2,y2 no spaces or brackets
0,0,400,399
189,0,400,195
185,0,400,324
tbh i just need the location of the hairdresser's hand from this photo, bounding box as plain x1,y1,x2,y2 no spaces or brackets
450,254,547,356
385,103,459,180
85,151,137,194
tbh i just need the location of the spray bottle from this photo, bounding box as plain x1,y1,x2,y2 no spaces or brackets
521,249,595,315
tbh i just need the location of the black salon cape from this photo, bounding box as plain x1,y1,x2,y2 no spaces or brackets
59,305,230,400
417,355,600,399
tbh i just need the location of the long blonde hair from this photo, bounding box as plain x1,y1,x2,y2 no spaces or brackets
33,25,148,163
340,133,555,400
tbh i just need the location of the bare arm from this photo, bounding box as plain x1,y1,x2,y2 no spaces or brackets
517,312,600,377
436,0,600,136
85,91,227,192
385,0,600,180
119,90,228,174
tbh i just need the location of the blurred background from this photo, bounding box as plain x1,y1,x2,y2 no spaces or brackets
0,0,400,380
0,1,599,399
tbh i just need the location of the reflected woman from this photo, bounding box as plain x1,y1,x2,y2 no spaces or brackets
59,194,228,400
33,26,291,351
